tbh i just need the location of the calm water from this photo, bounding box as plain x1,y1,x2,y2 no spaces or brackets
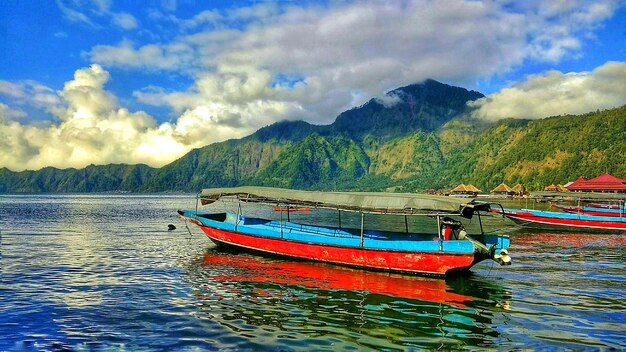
0,194,624,351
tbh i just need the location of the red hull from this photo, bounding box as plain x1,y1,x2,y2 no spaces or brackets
198,225,475,275
500,210,626,231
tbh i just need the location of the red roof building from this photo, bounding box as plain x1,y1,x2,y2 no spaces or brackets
565,173,626,193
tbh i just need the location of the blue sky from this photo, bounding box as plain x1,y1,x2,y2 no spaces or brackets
0,0,625,171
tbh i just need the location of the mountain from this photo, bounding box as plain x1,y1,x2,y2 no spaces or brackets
139,79,483,192
0,164,155,193
330,79,484,140
0,80,624,193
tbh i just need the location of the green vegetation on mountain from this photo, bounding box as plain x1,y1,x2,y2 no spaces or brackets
0,79,624,193
0,164,155,193
254,133,369,190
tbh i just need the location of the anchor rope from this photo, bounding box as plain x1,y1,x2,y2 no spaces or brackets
184,221,194,240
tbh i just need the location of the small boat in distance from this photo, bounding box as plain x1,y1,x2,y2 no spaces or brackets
551,204,625,218
587,202,626,210
492,207,626,232
178,187,511,276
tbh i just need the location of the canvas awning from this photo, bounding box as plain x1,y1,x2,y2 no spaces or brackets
199,186,477,215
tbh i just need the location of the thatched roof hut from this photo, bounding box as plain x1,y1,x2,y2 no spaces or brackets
450,183,481,196
544,184,568,192
512,184,526,195
491,183,515,195
465,184,482,193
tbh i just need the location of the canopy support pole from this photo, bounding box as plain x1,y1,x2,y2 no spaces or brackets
404,215,409,233
338,209,342,229
436,215,442,251
360,212,364,247
279,203,283,239
477,211,484,235
235,202,241,232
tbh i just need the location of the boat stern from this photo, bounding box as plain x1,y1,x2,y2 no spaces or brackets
465,233,511,266
483,234,511,265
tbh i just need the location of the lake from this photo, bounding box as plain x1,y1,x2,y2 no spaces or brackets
0,194,624,351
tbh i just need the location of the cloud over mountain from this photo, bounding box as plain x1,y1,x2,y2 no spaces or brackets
470,61,626,120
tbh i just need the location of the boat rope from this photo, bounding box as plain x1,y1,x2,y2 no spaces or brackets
184,221,194,240
558,232,625,254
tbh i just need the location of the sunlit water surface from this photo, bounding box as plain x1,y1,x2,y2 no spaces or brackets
0,195,624,351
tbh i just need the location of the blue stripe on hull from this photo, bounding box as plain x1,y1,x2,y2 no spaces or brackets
180,210,508,254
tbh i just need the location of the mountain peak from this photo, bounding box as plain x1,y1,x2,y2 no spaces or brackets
330,79,484,140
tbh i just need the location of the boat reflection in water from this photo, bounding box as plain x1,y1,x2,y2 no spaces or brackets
185,247,511,350
511,231,626,253
200,249,472,308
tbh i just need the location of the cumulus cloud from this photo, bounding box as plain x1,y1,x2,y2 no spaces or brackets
3,1,624,171
86,0,621,125
469,61,626,120
0,65,236,171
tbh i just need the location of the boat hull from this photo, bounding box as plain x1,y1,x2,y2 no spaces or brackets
552,204,625,217
495,208,626,232
198,225,476,275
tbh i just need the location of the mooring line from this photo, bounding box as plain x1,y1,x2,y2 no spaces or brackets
184,221,194,240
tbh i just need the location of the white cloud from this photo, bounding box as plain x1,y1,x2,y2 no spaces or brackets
85,0,621,126
0,79,65,117
56,0,98,27
0,103,27,121
87,40,195,71
112,12,138,30
3,1,624,171
0,65,216,171
469,61,626,120
57,0,139,31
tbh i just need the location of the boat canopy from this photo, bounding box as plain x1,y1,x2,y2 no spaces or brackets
199,186,485,216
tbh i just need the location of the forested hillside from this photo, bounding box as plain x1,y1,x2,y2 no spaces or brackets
1,79,624,193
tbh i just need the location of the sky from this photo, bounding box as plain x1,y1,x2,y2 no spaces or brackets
0,0,625,172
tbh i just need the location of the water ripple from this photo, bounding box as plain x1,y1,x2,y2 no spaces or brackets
0,195,624,350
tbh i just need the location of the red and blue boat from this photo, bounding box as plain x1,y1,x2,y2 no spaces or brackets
178,187,511,276
551,204,625,218
492,207,626,232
